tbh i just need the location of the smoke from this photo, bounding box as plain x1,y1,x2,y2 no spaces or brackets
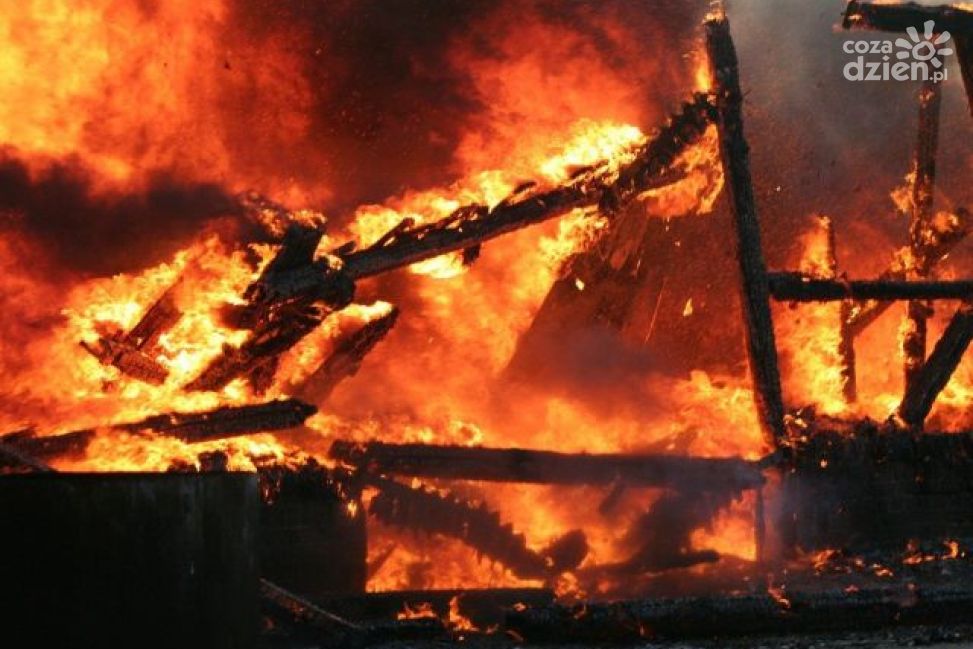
0,153,243,275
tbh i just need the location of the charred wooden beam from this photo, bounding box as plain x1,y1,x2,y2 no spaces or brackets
227,223,335,331
120,398,317,443
3,399,316,460
847,208,972,337
330,440,765,491
260,578,362,633
340,94,716,280
843,1,973,34
202,97,715,393
80,281,181,385
898,302,973,426
769,273,973,301
0,428,94,461
905,78,944,394
296,307,399,405
705,15,786,448
196,223,355,392
187,315,324,392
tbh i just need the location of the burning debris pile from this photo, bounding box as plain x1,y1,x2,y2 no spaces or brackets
5,0,973,646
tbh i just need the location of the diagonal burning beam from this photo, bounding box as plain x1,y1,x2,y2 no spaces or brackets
295,307,399,405
898,301,973,426
190,95,718,392
339,93,718,281
705,13,786,449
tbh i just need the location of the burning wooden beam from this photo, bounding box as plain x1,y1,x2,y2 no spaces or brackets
705,14,786,448
898,301,973,426
842,1,973,34
904,77,944,395
329,440,765,492
817,215,858,402
769,273,973,301
122,398,317,443
2,399,316,460
80,283,181,385
295,307,399,405
340,93,718,280
196,96,717,392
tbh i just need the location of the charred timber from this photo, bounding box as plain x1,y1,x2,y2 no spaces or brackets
769,273,973,302
705,15,786,448
296,307,399,405
843,1,973,34
80,283,181,385
329,441,765,491
899,302,973,427
339,93,717,280
119,398,317,443
259,579,362,633
187,310,329,392
199,97,716,393
0,428,94,461
2,399,316,459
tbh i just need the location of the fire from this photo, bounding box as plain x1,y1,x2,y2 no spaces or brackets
775,216,850,416
0,0,866,600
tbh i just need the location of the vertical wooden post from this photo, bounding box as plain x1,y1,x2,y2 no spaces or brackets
705,15,786,449
819,216,858,403
903,78,942,401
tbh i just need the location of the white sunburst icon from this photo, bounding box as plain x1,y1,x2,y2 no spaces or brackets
896,20,954,67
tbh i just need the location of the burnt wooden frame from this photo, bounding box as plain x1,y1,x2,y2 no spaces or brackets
757,2,973,430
